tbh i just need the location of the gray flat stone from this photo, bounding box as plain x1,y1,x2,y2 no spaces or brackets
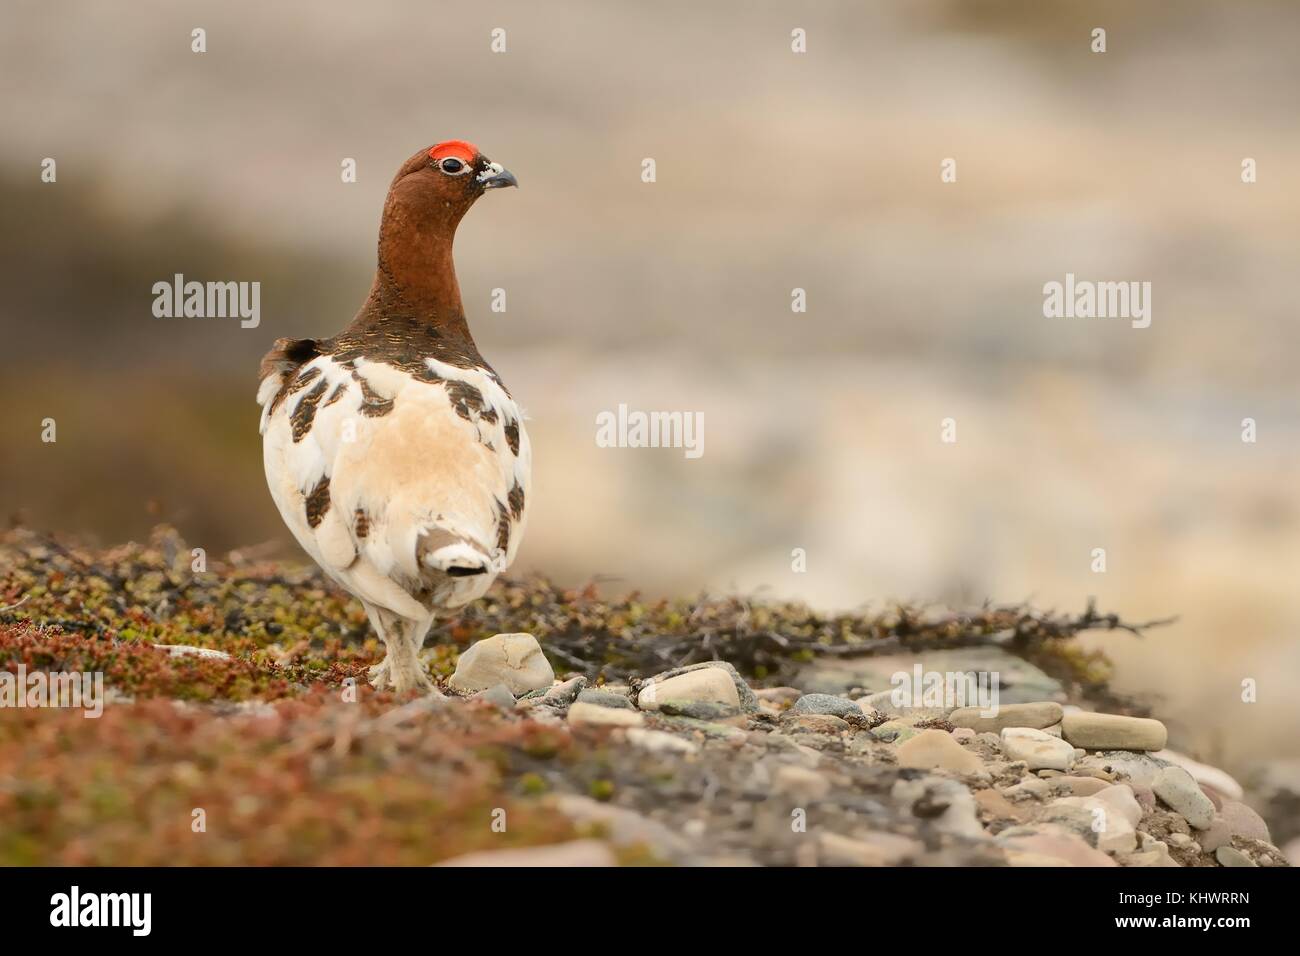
791,693,861,719
659,699,741,720
795,648,1063,703
576,689,635,710
1062,712,1167,751
468,684,516,709
949,702,1063,734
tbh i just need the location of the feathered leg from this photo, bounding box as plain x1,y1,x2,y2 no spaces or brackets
365,604,434,694
407,615,435,660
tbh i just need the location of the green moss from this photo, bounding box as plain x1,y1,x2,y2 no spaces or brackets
518,772,548,795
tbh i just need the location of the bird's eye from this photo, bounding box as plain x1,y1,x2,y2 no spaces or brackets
439,158,466,174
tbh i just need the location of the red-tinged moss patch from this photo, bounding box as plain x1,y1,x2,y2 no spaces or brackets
0,621,300,702
0,698,580,865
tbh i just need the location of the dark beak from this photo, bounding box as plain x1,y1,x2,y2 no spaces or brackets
481,167,518,190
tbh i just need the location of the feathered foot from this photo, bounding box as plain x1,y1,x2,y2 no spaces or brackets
365,605,436,694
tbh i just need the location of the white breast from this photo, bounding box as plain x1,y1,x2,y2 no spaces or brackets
258,355,531,618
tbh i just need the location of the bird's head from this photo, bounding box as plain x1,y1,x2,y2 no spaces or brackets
383,140,517,235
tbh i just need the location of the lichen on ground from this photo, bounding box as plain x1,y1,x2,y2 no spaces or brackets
0,525,1176,865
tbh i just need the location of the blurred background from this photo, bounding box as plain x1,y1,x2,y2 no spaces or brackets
1,1,1297,776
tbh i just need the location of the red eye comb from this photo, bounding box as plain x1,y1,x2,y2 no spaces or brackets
429,140,479,164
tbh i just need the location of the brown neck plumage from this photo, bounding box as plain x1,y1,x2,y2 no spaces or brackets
355,171,475,344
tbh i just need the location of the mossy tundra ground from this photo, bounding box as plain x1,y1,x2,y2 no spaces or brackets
0,525,1188,866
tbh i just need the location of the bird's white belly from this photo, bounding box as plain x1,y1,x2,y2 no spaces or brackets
258,355,531,618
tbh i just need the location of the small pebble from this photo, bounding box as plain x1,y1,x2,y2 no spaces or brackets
1050,776,1110,797
772,764,832,801
659,699,740,720
448,632,554,696
1153,766,1216,830
624,727,698,755
786,714,851,735
1073,751,1167,786
639,661,758,712
948,701,1062,734
1038,796,1137,854
817,831,921,866
974,788,1027,822
891,776,984,839
791,693,862,720
1000,727,1076,771
860,689,951,721
542,675,587,707
1061,712,1167,752
1215,845,1256,868
896,729,989,778
870,720,919,744
1196,801,1271,852
576,689,634,710
568,701,645,727
998,828,1117,867
1154,748,1244,800
468,684,515,709
637,668,739,711
754,686,802,704
1093,783,1143,827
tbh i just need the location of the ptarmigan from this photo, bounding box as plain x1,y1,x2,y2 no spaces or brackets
257,141,528,694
